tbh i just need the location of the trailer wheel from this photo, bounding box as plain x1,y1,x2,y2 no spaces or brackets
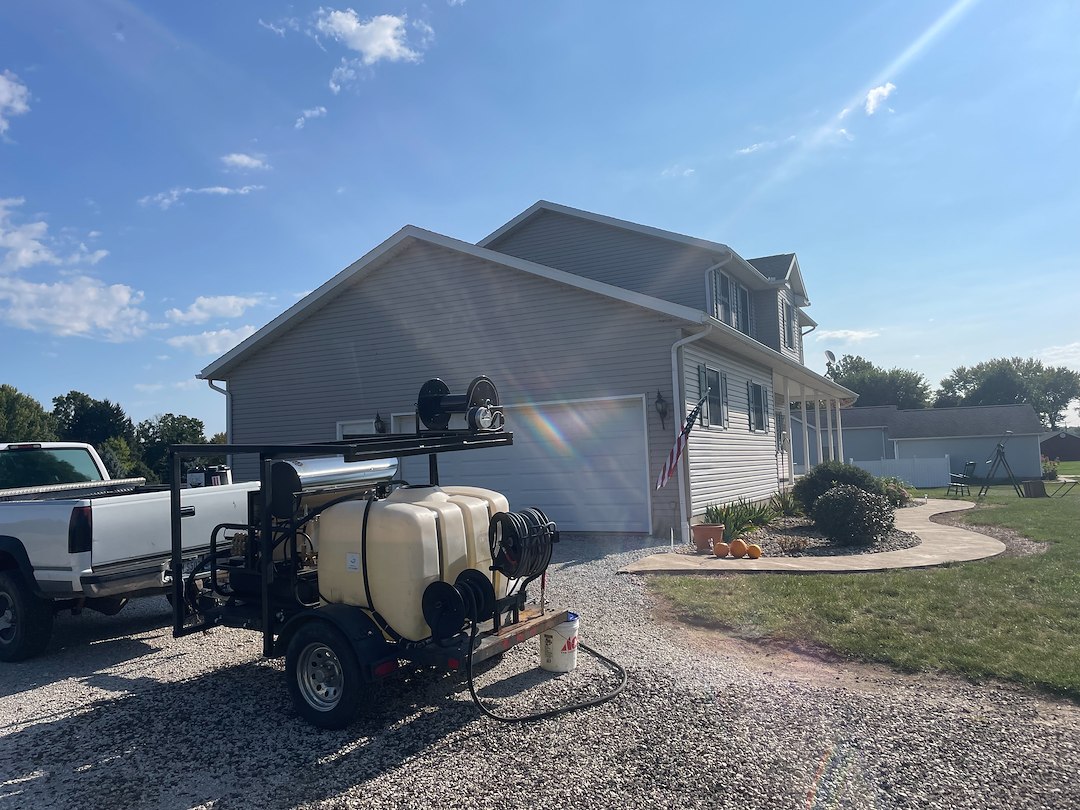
0,570,54,662
286,622,363,729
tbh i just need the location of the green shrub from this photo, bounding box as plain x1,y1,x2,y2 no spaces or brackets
792,460,884,514
878,476,914,507
769,489,801,516
812,484,895,545
704,498,775,538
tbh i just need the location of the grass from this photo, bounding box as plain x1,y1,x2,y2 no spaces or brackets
1056,460,1080,477
651,485,1080,699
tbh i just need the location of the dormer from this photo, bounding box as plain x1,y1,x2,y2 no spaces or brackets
747,253,811,364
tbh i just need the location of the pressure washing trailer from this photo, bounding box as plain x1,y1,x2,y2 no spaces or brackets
168,376,624,729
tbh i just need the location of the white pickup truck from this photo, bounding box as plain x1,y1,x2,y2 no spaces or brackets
0,442,257,661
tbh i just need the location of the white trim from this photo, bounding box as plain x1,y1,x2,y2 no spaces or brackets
336,419,376,439
199,225,707,380
892,433,1042,442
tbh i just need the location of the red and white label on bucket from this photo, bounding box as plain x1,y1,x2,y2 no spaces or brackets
561,636,578,653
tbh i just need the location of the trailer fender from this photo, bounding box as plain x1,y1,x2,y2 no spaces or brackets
0,537,44,599
275,604,390,668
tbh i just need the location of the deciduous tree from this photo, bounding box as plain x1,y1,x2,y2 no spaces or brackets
0,385,57,441
825,355,931,409
934,357,1080,429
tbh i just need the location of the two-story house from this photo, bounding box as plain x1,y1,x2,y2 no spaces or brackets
197,201,855,540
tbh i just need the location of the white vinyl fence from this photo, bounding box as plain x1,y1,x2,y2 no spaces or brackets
850,457,951,488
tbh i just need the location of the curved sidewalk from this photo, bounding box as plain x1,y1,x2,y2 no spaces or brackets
621,498,1005,575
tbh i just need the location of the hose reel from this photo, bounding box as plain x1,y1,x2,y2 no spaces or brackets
421,569,497,642
417,376,504,432
489,508,559,580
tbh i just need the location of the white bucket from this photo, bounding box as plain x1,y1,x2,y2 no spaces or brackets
539,612,579,673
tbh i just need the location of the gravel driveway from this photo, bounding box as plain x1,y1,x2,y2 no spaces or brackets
2,537,1078,809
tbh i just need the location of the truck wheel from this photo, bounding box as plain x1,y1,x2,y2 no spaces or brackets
286,622,364,729
0,570,54,662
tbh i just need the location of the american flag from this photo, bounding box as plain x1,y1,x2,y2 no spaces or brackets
655,389,709,490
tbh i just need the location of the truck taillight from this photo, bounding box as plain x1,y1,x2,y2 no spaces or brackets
68,506,92,554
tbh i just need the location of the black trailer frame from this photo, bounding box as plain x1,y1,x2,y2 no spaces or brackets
167,430,522,656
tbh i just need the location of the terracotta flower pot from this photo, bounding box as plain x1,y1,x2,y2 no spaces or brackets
691,523,725,553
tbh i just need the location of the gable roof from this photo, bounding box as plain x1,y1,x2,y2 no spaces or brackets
748,253,809,303
199,225,709,380
478,200,777,290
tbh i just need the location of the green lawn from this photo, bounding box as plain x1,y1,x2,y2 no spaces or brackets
651,486,1080,699
1056,460,1080,477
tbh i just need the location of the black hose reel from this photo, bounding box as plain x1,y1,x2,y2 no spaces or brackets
422,569,497,642
417,375,504,432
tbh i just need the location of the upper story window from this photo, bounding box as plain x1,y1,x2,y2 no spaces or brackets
783,300,796,349
710,269,754,337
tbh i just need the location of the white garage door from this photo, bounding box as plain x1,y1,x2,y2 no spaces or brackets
394,397,650,533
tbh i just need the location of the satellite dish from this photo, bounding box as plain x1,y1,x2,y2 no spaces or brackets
825,350,836,364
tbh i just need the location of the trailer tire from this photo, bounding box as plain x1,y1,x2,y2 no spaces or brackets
0,570,54,662
286,622,363,729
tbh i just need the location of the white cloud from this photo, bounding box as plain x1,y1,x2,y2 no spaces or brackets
661,165,695,178
0,274,148,341
734,135,796,156
413,20,435,49
448,0,466,5
0,70,31,136
167,325,257,356
0,197,58,271
295,105,328,129
139,185,264,210
1040,342,1080,372
134,382,164,393
166,294,262,324
315,10,421,64
258,18,286,36
864,82,897,116
221,152,270,171
70,242,109,265
836,128,854,141
329,60,357,94
815,329,880,344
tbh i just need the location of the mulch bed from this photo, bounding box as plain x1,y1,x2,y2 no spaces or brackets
675,515,921,558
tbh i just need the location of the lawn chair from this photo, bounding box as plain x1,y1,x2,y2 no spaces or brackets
948,461,977,497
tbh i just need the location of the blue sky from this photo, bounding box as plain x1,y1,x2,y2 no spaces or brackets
2,0,1079,435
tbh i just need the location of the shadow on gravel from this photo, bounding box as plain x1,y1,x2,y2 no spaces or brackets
551,534,661,571
0,599,172,700
0,652,551,809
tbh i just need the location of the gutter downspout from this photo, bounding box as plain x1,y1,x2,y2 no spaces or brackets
206,379,231,469
670,322,715,545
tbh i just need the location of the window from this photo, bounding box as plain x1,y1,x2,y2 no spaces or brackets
697,365,728,428
0,447,102,489
747,382,768,432
709,269,753,338
336,419,375,440
783,300,795,349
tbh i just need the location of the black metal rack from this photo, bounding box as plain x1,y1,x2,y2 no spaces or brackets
167,429,514,656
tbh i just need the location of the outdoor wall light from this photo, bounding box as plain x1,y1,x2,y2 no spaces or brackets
373,412,386,434
654,390,669,430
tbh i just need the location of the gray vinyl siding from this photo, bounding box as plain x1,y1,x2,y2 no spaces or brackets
222,240,684,535
682,343,779,514
837,426,890,462
753,291,780,352
894,436,1042,479
486,209,723,312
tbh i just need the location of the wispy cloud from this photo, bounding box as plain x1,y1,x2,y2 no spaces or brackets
815,329,881,344
0,198,109,271
660,165,695,178
314,8,431,92
295,105,327,129
167,325,257,356
734,135,796,157
166,294,262,324
1040,341,1080,372
865,82,897,115
0,70,31,137
221,152,270,171
0,274,148,341
138,185,264,210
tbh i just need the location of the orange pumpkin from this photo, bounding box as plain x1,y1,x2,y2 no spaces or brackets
713,541,729,558
729,538,748,559
746,543,763,559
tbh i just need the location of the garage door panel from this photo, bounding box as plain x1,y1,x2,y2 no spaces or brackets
397,399,649,532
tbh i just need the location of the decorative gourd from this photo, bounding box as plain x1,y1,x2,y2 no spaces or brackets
746,543,763,559
713,541,729,558
729,538,748,559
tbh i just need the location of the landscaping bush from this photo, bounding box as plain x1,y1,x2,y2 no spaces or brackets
792,460,885,514
769,489,801,516
812,484,895,545
1042,455,1059,481
706,498,776,538
878,476,914,507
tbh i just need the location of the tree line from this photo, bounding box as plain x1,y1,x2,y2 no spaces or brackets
0,385,224,483
825,355,1080,429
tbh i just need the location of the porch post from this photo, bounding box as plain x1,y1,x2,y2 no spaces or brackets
824,397,835,462
814,396,823,466
835,399,846,462
800,385,811,473
783,378,795,487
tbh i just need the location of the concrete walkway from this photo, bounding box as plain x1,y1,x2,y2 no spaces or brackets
621,498,1005,575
